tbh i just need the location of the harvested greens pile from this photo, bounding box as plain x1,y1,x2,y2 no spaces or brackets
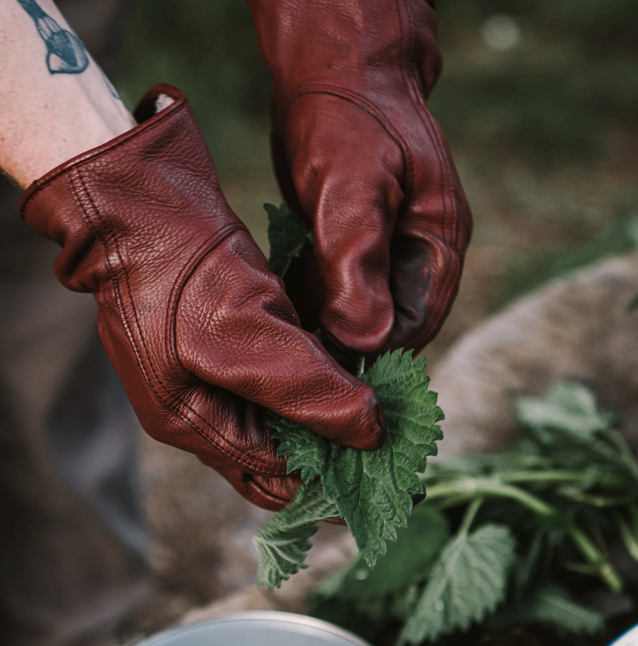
309,381,638,644
254,204,638,644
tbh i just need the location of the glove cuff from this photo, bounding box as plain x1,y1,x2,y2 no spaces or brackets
19,84,243,292
20,84,185,215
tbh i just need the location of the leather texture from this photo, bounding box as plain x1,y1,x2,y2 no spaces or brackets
249,0,473,358
19,85,385,511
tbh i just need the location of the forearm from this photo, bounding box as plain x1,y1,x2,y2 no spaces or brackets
0,0,135,189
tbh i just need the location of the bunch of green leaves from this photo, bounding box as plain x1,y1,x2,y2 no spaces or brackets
256,203,638,644
255,349,445,590
310,381,638,644
254,205,445,591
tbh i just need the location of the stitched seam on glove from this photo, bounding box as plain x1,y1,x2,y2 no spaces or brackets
398,0,465,346
287,85,411,189
400,0,457,252
164,236,290,477
163,229,246,380
69,167,286,476
166,244,299,477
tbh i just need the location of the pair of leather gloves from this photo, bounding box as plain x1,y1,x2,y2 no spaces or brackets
20,0,472,510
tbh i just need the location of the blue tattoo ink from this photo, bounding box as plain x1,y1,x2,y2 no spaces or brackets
98,65,122,100
17,0,89,74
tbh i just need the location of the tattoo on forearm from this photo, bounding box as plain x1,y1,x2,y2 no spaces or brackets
16,0,121,99
16,0,89,74
98,66,122,100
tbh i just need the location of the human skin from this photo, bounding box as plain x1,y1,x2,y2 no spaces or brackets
0,0,135,189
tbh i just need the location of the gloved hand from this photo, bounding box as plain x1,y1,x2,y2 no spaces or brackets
248,0,473,357
19,85,385,511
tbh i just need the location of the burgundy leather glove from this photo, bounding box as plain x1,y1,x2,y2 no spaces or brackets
248,0,472,357
19,85,384,511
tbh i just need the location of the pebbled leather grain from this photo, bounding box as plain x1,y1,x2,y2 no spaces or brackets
19,85,385,511
249,0,473,358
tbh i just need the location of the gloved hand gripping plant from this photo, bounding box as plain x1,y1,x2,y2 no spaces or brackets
255,205,445,590
247,0,472,356
19,86,385,511
247,0,472,589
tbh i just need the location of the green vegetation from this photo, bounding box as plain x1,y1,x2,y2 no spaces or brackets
255,204,444,590
256,348,443,590
309,382,638,644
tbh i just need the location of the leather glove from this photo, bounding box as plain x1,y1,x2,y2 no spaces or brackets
19,85,385,511
248,0,473,358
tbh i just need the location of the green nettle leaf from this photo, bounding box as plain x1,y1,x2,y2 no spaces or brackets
515,381,612,441
629,292,638,312
309,505,449,623
399,524,516,645
254,482,339,591
334,505,450,604
265,202,313,278
270,350,444,567
519,585,604,635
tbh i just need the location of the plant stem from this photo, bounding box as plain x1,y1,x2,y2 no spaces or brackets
502,470,625,489
568,526,623,593
422,469,626,490
458,497,484,536
605,429,638,485
559,489,634,507
425,477,556,517
615,511,638,564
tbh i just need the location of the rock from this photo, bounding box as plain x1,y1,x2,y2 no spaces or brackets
430,252,638,457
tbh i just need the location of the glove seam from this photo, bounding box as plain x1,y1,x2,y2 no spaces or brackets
287,84,412,194
69,166,286,476
165,237,296,478
164,227,243,382
401,0,458,253
399,0,465,346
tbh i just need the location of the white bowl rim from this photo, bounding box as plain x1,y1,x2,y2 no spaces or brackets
137,610,372,646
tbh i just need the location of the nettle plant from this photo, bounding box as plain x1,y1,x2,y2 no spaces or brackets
256,204,444,590
255,205,638,644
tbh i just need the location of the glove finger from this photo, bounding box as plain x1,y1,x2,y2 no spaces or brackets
176,228,385,451
284,94,405,355
388,119,472,352
202,459,302,512
208,461,344,521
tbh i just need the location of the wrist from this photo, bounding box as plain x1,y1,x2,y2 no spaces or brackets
0,0,138,189
8,97,136,189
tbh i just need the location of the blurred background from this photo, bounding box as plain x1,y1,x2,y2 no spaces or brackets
109,0,638,639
